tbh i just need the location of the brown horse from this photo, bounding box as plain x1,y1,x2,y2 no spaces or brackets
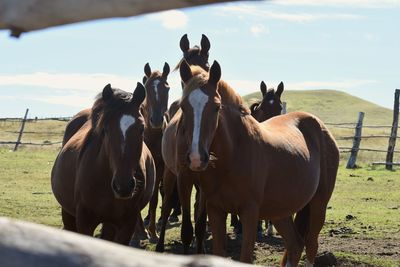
175,60,339,266
156,34,212,253
140,62,171,241
232,81,285,237
51,83,156,245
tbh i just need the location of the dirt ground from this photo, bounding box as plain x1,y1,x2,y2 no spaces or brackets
139,221,400,267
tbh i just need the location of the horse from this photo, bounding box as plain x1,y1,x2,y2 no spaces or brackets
139,62,171,242
156,34,212,254
250,80,284,122
232,80,285,237
51,83,156,245
175,60,339,266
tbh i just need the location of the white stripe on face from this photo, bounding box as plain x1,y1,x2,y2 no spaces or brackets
153,80,160,101
188,89,209,167
120,114,136,141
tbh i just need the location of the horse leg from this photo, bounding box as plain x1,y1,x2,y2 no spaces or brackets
156,168,176,252
61,208,76,232
194,190,207,254
177,172,194,254
207,204,227,257
114,214,138,246
170,183,181,221
266,220,274,236
75,204,99,237
302,198,328,266
147,171,161,243
239,207,259,263
272,216,304,267
133,212,150,240
100,222,116,241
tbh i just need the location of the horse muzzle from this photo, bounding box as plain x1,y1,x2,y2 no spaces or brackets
187,151,209,172
111,177,136,199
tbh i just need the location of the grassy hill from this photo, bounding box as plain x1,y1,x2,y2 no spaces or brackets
243,89,393,125
244,89,397,163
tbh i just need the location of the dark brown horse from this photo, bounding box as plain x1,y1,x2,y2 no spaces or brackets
156,34,212,253
175,60,338,266
140,62,171,241
51,83,156,245
250,81,284,122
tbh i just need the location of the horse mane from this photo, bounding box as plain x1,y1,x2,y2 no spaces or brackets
79,88,133,159
146,71,162,81
174,46,201,71
181,66,249,115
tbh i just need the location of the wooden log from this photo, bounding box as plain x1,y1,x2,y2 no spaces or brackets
386,89,400,170
346,112,364,169
0,0,243,37
0,217,253,267
13,108,28,151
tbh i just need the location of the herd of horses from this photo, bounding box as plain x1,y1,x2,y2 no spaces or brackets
51,34,339,267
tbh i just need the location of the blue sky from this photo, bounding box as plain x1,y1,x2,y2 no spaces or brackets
1,0,399,118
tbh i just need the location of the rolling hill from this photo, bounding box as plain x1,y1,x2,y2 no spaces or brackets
243,89,393,125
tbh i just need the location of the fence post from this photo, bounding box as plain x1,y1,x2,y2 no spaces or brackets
346,111,365,169
281,102,287,114
13,108,29,151
385,89,400,170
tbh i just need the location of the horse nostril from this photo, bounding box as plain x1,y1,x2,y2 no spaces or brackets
203,151,210,164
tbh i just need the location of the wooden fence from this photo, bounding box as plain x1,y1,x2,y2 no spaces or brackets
1,89,399,168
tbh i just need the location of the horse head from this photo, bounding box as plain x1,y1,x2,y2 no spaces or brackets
177,60,221,171
92,83,146,199
250,81,284,122
177,34,211,72
142,62,170,129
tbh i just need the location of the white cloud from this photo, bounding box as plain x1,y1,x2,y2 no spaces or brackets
250,24,269,37
273,0,400,8
0,72,138,92
218,5,363,22
147,10,188,29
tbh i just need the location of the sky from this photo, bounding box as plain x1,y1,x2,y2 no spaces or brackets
0,0,399,118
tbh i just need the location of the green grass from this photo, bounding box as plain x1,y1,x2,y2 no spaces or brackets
1,147,399,266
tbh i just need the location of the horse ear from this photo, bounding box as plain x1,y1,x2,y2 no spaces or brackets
102,84,113,101
276,81,284,98
260,81,267,97
132,82,146,106
180,34,190,52
162,62,170,78
179,60,193,84
144,63,151,77
209,61,221,85
200,34,210,54
142,76,148,85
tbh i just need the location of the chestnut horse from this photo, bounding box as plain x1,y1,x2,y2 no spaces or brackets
232,81,285,237
175,60,339,266
140,62,171,241
51,83,155,245
156,34,211,253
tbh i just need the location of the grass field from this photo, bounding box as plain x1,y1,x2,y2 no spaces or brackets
1,89,399,266
0,147,399,266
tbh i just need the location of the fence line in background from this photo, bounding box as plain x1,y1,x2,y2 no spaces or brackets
346,112,364,169
385,89,400,170
13,109,29,151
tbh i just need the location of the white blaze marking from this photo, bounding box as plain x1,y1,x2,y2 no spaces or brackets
305,260,314,267
120,114,136,141
269,99,274,105
188,89,208,165
153,80,160,101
